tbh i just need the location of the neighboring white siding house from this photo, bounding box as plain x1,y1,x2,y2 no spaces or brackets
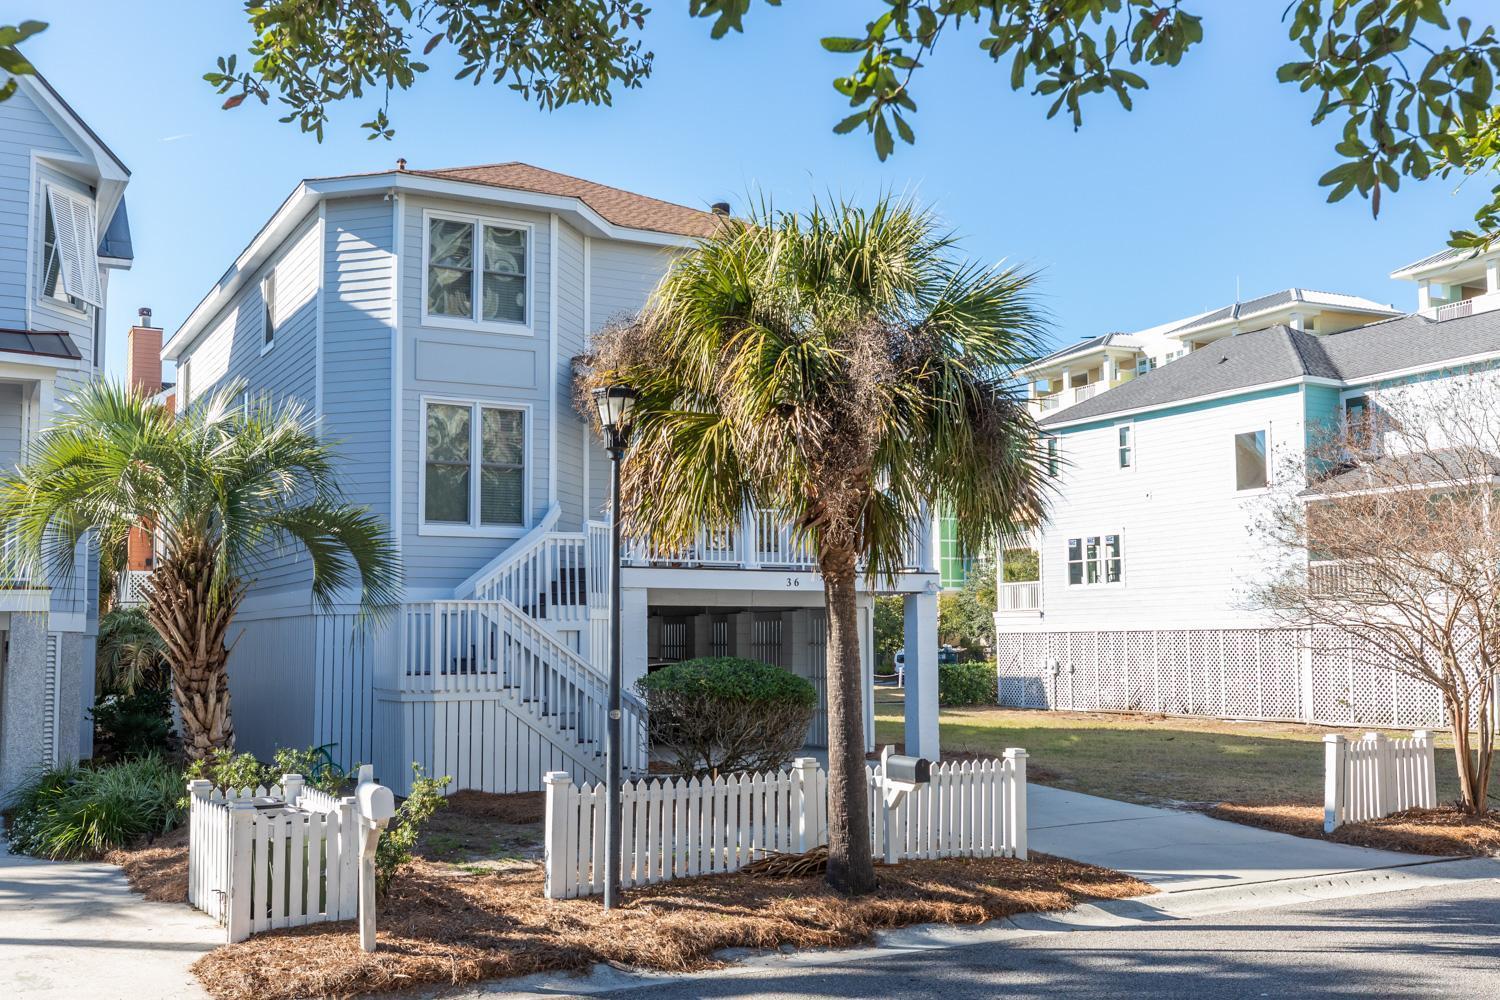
998,302,1500,731
0,72,132,801
166,164,944,794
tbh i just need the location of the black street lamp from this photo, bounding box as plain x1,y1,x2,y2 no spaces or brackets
592,384,637,910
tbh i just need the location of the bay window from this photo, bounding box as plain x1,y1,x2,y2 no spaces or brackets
422,399,528,531
424,211,530,329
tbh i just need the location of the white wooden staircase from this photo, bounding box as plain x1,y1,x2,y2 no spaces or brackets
374,506,646,794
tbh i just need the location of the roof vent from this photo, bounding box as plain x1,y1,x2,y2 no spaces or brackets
396,158,408,172
137,307,154,327
711,201,731,216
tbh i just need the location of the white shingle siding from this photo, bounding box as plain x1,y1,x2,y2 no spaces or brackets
398,194,554,592
1032,387,1307,632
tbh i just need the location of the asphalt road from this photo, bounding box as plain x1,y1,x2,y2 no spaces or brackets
578,878,1500,999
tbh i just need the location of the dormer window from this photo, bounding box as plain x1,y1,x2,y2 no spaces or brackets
40,186,102,311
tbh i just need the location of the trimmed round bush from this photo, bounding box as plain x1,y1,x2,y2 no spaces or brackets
938,661,998,706
638,657,817,778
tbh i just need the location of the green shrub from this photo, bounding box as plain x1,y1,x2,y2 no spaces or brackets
638,657,817,778
90,688,176,762
938,661,997,706
183,747,270,795
271,744,351,794
5,755,184,859
375,763,451,896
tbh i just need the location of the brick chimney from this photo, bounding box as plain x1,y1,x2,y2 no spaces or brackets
125,307,162,395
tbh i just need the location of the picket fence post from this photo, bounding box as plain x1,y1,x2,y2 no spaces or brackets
1002,748,1028,860
186,779,211,909
542,771,574,899
1323,734,1347,832
281,773,305,808
1413,729,1437,809
225,801,256,943
792,757,818,853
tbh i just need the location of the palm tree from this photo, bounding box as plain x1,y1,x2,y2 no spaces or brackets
578,196,1049,894
0,380,401,759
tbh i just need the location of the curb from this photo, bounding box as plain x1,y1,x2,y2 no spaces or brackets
401,856,1500,998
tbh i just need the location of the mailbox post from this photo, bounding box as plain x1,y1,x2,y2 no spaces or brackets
355,772,396,952
878,746,932,864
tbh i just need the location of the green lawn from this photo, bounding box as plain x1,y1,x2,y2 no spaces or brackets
873,688,1474,807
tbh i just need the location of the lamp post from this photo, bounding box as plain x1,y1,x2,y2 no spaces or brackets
592,384,637,911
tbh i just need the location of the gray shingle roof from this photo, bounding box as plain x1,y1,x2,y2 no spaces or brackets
1170,288,1396,334
1021,332,1135,372
1302,447,1500,496
1039,308,1500,426
1390,246,1480,277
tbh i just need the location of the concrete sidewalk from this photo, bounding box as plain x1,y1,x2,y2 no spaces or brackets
0,839,217,1000
1028,784,1436,892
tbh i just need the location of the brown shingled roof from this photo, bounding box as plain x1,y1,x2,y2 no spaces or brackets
410,162,722,238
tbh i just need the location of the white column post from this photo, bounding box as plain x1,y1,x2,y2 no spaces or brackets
543,770,573,898
1300,631,1315,724
1488,259,1500,295
858,595,875,752
621,587,649,694
740,505,760,569
1323,733,1346,833
1003,748,1028,860
903,590,940,760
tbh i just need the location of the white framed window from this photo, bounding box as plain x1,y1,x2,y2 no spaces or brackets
1066,534,1123,586
1045,436,1060,477
178,359,191,409
1117,422,1133,469
1134,356,1155,376
260,272,277,353
422,210,532,333
1234,429,1269,492
40,185,101,311
420,397,530,535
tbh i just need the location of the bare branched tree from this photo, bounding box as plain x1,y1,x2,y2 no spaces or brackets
1256,371,1500,814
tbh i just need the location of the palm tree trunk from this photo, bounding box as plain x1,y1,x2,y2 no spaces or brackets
144,539,242,760
821,547,877,895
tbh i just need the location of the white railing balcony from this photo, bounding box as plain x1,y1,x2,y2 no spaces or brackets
998,581,1041,612
1431,291,1500,323
1036,393,1062,412
625,505,928,574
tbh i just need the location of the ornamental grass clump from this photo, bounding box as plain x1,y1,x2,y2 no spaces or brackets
639,657,817,779
5,754,184,860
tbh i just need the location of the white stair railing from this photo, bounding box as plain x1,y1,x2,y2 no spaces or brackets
395,598,648,774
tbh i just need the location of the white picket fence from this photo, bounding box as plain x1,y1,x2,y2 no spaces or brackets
1323,730,1438,832
543,751,1029,899
188,772,370,942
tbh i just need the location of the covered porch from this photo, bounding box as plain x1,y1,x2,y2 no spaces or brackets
624,568,942,761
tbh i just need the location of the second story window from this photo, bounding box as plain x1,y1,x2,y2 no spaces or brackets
261,272,277,351
1046,436,1059,477
425,212,530,330
40,186,102,311
422,399,527,532
1117,423,1133,468
1235,429,1269,491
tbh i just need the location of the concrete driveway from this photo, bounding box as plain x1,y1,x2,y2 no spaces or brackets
1028,785,1437,892
0,839,217,1000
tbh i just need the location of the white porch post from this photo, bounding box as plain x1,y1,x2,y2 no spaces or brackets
902,590,940,759
621,587,649,693
1488,258,1500,295
858,595,875,752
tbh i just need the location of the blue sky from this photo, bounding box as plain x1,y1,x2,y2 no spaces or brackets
19,1,1494,378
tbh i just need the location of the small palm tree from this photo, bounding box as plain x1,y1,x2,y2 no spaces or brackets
579,196,1048,894
0,380,401,759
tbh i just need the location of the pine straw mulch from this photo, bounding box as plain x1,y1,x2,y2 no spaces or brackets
105,823,191,903
190,853,1152,1000
1205,802,1500,857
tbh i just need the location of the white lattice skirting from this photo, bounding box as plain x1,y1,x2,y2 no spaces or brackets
995,627,1497,731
